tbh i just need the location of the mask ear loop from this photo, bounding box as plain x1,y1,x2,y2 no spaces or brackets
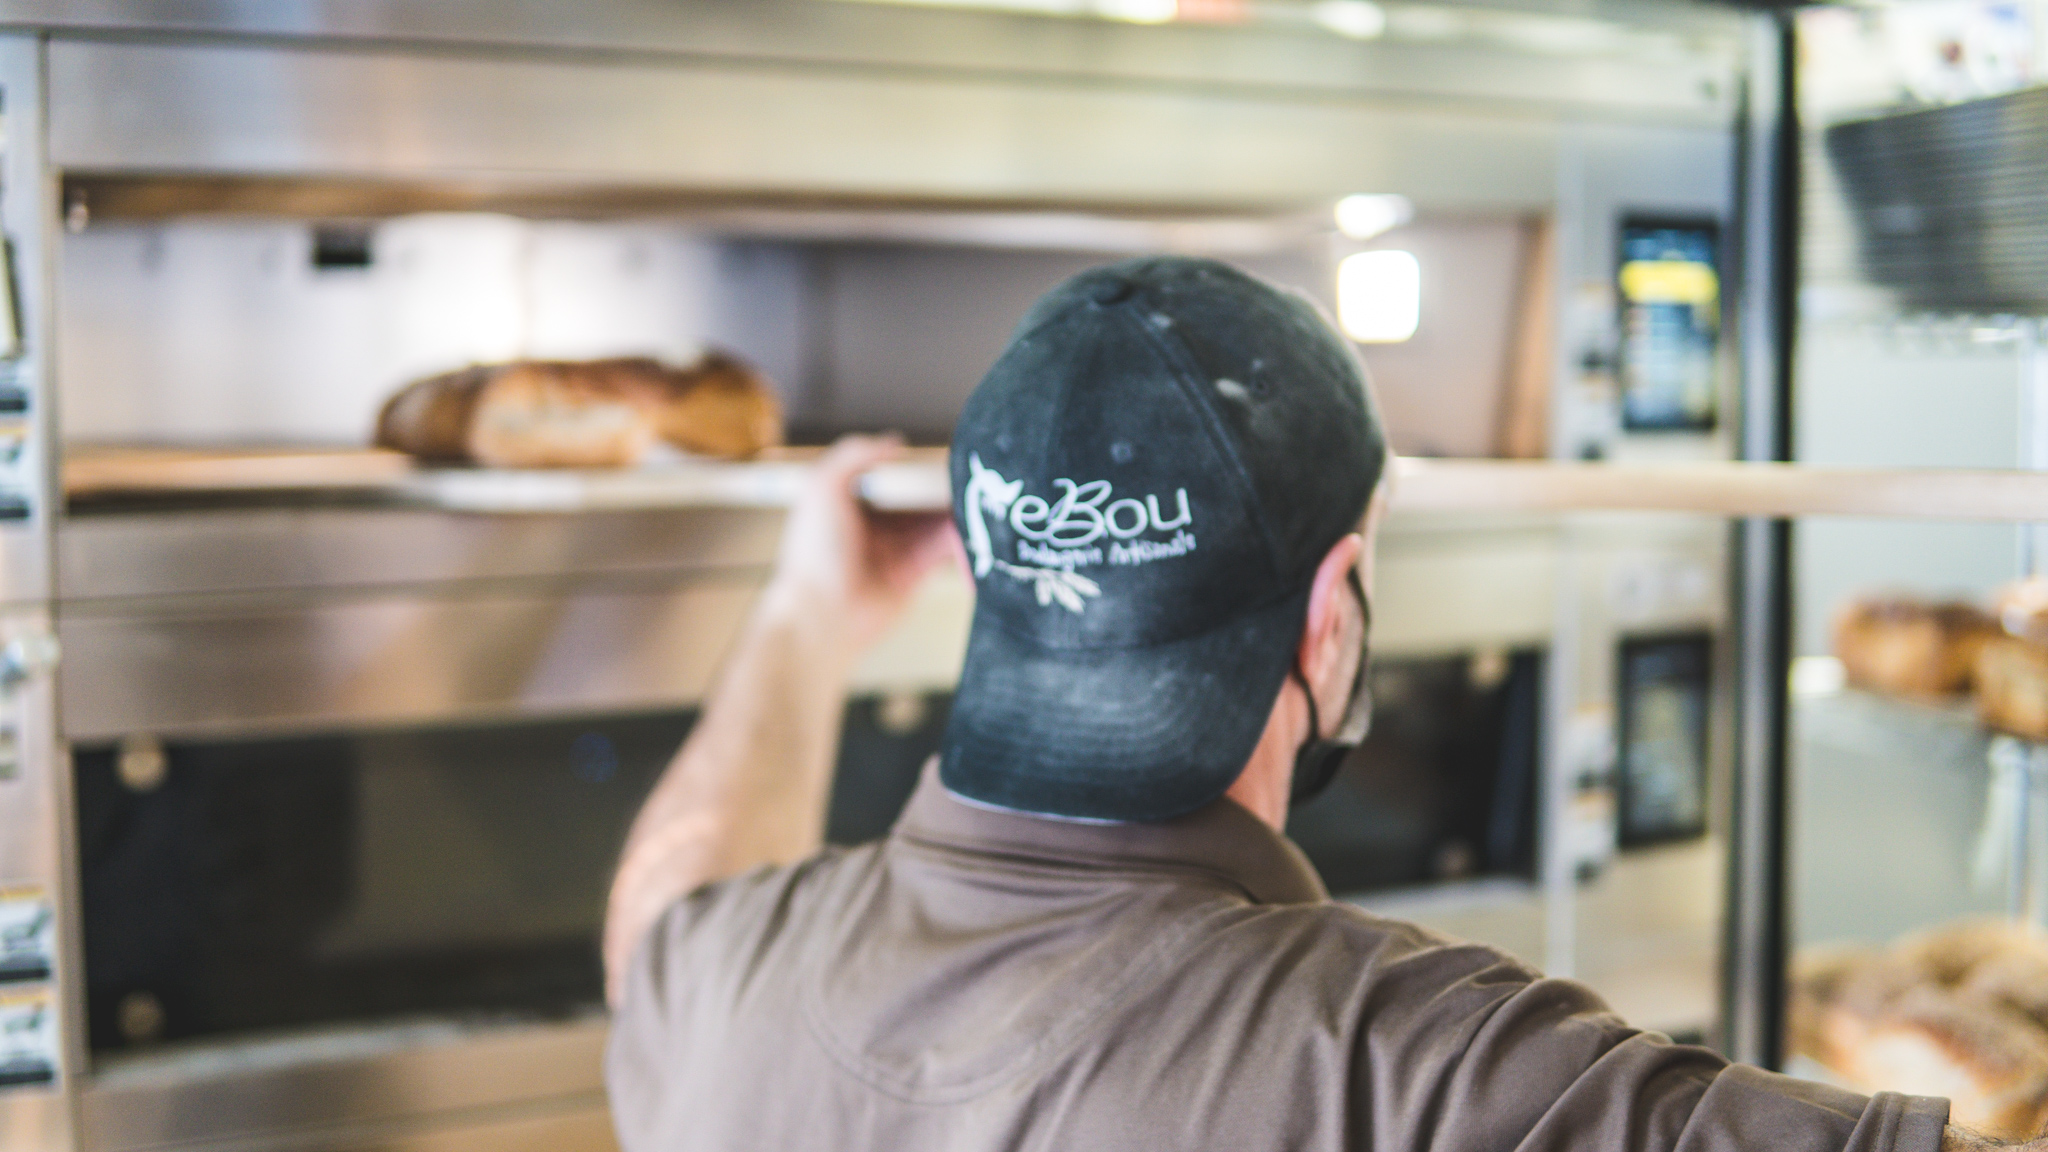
1288,566,1371,808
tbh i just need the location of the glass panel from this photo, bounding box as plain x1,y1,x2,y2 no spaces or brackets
1288,648,1543,893
1781,509,2047,1138
74,693,952,1056
1333,507,1730,1046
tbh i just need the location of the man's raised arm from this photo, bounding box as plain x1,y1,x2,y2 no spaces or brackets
1947,1129,2048,1150
602,435,954,1005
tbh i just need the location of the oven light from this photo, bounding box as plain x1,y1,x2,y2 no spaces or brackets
1095,0,1176,22
1312,0,1386,40
1333,193,1412,241
1337,250,1420,343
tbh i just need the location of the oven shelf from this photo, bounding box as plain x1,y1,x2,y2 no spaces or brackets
61,447,2048,521
62,445,953,514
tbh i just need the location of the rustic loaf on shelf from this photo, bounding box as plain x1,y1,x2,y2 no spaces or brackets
1792,919,2048,1141
1976,580,2048,742
374,353,783,468
1832,597,2000,701
1978,638,2048,742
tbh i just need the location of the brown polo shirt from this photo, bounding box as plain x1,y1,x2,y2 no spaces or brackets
608,766,1946,1151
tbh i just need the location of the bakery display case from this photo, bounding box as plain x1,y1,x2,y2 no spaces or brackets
1743,4,2048,1138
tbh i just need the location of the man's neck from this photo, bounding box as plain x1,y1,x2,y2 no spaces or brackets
1225,690,1304,832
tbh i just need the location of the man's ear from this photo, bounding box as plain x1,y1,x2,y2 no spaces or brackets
1300,533,1365,687
1357,479,1392,599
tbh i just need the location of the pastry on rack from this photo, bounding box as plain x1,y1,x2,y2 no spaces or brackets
1832,597,1999,701
374,352,783,469
1978,579,2048,742
1830,986,2048,1140
1792,919,2048,1140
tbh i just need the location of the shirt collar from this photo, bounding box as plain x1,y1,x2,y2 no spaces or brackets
891,761,1328,906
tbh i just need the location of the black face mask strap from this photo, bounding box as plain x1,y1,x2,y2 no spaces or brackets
1287,662,1350,808
1287,567,1371,810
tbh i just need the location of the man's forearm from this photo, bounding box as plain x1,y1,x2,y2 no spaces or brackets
602,585,855,1002
1947,1126,2048,1150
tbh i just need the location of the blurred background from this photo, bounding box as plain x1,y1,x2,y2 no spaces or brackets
2,1,2047,1149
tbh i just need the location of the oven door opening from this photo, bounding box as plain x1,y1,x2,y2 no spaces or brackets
1287,648,1544,896
73,692,952,1057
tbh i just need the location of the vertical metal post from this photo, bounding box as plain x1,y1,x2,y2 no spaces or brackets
1722,12,1797,1071
1988,736,2048,929
0,30,75,1152
2014,746,2034,921
1538,126,1587,982
1542,537,1581,980
2015,324,2048,931
2018,322,2048,578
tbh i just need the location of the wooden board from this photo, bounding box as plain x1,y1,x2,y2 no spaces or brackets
60,447,2048,523
65,446,417,495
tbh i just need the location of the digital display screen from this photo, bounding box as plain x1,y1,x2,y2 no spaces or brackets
1617,218,1720,432
1617,633,1712,847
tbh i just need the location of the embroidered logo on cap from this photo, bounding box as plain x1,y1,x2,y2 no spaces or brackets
962,453,1197,614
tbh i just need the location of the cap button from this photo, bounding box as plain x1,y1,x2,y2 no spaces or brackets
1089,277,1134,306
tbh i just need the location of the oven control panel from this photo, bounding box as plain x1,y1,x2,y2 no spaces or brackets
0,884,55,1090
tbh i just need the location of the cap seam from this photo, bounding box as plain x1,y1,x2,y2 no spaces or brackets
1128,300,1289,583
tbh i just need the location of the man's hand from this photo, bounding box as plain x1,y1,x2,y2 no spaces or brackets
603,434,956,1005
761,434,956,657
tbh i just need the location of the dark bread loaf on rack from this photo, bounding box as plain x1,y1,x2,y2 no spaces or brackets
1832,596,1999,700
374,353,782,469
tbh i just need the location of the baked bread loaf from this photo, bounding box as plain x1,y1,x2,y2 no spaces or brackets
1833,597,1998,700
375,353,782,468
1975,580,2048,741
1978,636,2048,742
1792,920,2048,1140
1998,580,2048,645
1834,986,2048,1140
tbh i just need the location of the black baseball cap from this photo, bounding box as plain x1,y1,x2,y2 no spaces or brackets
941,255,1388,823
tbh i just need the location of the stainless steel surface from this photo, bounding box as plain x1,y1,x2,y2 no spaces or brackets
16,0,1740,127
0,0,1748,56
58,577,763,740
47,39,1585,214
80,1016,609,1152
0,29,53,606
54,504,980,739
1724,13,1790,1070
0,30,75,1152
58,508,781,603
0,606,70,1152
54,505,776,738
